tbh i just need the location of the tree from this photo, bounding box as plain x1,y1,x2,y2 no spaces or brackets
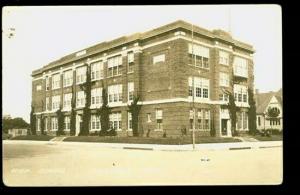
70,85,76,136
222,70,241,137
248,88,257,135
128,96,142,137
266,107,280,130
99,88,111,136
56,105,65,136
40,115,45,135
224,91,239,136
79,64,91,136
210,108,216,137
30,105,36,135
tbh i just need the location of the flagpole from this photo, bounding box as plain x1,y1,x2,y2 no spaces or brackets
191,24,196,150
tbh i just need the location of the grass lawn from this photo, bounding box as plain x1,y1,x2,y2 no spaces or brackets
10,135,55,141
64,136,241,145
252,134,283,141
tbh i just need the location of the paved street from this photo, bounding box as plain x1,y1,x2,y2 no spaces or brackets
3,141,282,186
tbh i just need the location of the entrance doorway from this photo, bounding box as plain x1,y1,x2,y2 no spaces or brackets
76,115,82,136
221,119,228,136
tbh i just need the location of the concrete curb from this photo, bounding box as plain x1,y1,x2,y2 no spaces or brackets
3,140,282,151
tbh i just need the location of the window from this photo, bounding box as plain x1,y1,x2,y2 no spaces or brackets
45,76,50,91
128,52,134,63
219,72,230,87
189,86,193,97
91,88,102,107
76,91,85,108
63,70,73,87
238,94,242,102
195,87,201,97
153,54,165,64
36,85,42,91
52,74,61,89
258,116,261,126
188,43,210,69
128,82,134,101
64,116,70,131
51,117,58,131
91,115,101,131
46,97,50,111
190,109,210,130
204,110,210,130
128,52,134,73
91,61,104,80
243,94,247,103
236,111,248,130
52,95,61,110
147,113,151,122
219,51,229,65
234,84,248,103
76,66,87,84
219,93,229,102
156,109,163,130
108,55,122,77
37,118,40,131
233,56,248,78
108,84,123,103
63,93,72,110
128,112,132,130
109,112,122,131
188,77,209,100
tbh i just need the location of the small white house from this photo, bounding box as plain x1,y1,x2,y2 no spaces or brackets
255,89,282,131
8,129,28,137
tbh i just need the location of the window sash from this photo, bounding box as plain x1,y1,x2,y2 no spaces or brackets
188,43,209,58
128,112,132,130
52,96,61,110
76,91,85,107
52,74,61,89
109,113,122,130
156,110,163,119
188,77,209,99
76,66,87,83
128,52,134,63
91,88,102,105
46,77,50,90
108,85,122,103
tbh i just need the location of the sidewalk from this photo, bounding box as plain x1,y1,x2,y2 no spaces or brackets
3,139,282,151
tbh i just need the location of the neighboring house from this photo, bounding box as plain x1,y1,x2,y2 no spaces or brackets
8,129,28,137
31,20,255,137
255,88,283,131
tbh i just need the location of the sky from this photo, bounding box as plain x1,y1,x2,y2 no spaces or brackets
2,5,282,122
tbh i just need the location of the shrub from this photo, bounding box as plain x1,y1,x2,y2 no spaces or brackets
266,128,282,135
89,131,99,136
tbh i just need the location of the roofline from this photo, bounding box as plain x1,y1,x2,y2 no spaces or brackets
32,20,254,77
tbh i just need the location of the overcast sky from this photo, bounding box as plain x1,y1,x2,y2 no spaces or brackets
2,5,282,122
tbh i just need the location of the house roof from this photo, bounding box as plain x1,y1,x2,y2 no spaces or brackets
256,88,282,114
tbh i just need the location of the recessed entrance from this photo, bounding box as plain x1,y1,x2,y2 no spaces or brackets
76,114,82,136
221,119,228,136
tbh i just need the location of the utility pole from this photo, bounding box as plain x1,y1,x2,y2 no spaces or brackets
191,24,196,150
